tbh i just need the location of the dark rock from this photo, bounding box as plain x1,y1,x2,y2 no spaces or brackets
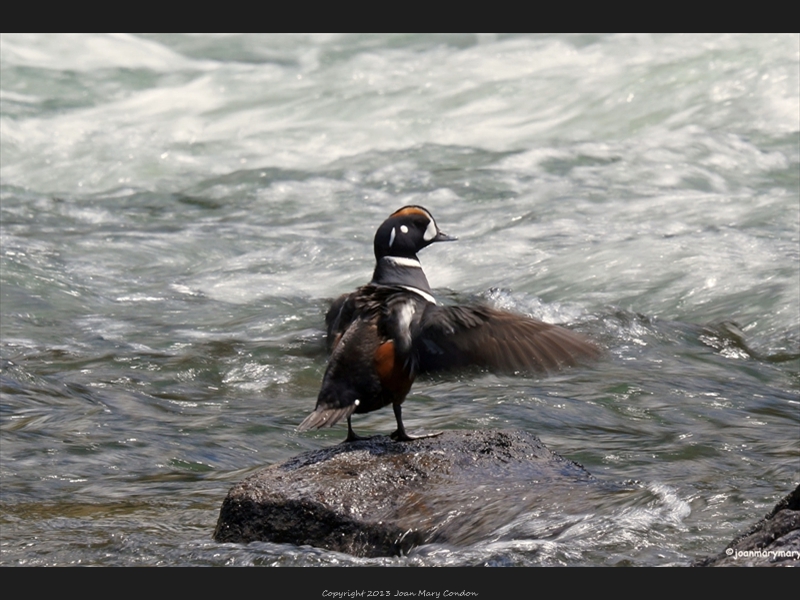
694,484,800,567
214,429,598,557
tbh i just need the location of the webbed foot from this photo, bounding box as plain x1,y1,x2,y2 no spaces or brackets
390,429,443,442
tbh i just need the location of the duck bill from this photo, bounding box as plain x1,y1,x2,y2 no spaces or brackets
433,231,457,243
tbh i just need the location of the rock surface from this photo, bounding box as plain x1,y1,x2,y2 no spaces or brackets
695,484,800,567
214,429,598,557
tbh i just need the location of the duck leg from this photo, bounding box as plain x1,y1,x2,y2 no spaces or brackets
343,415,371,443
390,403,441,442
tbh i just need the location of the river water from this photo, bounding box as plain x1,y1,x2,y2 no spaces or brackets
1,34,798,567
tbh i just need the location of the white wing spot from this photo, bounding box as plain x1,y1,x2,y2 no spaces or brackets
398,301,416,346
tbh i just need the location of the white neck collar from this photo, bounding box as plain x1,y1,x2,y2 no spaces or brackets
384,256,422,269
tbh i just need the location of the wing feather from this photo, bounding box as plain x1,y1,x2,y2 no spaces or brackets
414,304,600,374
297,404,357,431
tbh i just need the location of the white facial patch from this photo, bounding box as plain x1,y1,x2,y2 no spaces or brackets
423,218,437,242
389,227,396,247
400,225,408,234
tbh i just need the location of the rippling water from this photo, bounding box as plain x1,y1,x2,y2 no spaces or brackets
1,34,798,568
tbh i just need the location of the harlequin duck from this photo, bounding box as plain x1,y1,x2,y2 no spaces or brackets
298,205,600,442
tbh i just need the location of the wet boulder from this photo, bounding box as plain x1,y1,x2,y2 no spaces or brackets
214,429,597,557
695,484,800,567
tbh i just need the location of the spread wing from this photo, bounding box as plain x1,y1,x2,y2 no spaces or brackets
412,303,600,374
